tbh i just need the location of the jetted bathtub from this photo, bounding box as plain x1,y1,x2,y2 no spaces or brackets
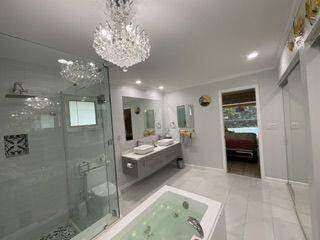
96,185,226,240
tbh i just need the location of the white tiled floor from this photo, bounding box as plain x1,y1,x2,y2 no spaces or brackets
119,165,305,240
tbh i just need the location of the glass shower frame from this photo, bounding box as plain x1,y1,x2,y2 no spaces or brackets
60,66,120,238
0,33,119,240
281,61,312,240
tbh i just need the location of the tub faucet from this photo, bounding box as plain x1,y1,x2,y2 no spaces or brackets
187,216,204,238
136,140,143,147
152,140,157,147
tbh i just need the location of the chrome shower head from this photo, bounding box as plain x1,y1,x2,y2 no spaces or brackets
4,82,37,99
4,93,37,99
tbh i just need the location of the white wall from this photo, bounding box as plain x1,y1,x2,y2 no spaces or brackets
300,46,320,240
163,69,287,180
283,64,310,183
110,84,164,186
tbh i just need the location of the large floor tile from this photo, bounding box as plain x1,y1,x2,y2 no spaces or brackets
244,218,275,240
272,205,299,224
273,217,305,240
246,200,273,221
297,212,312,228
270,194,294,210
248,182,271,203
227,233,244,240
119,164,304,240
225,202,247,237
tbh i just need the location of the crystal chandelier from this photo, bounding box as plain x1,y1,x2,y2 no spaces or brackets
25,97,53,110
10,110,35,120
93,0,151,72
59,60,103,88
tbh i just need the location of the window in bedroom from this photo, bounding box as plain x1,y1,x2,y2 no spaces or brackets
223,103,258,135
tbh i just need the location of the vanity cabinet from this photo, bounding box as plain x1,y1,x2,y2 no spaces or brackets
122,142,182,178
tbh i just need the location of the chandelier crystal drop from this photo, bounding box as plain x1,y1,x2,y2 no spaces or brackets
10,110,35,120
59,60,103,88
25,97,53,110
93,0,151,71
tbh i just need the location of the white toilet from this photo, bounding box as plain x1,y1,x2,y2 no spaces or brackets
85,165,117,217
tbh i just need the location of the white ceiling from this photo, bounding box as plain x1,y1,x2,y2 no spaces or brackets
0,0,295,91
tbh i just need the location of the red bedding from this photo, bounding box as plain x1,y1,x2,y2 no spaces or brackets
225,132,257,151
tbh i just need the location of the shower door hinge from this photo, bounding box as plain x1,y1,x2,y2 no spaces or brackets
107,139,113,146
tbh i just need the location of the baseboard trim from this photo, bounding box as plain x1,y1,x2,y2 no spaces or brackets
289,180,309,187
120,166,289,189
262,176,288,184
184,163,225,173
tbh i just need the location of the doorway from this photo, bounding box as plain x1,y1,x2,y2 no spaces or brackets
220,87,262,178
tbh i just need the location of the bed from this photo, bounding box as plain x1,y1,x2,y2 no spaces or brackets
225,132,258,160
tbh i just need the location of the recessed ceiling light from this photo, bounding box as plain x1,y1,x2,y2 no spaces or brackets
58,59,73,65
136,80,142,85
158,86,164,90
247,51,258,60
57,59,67,64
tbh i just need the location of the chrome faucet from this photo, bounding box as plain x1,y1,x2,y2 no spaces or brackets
152,140,157,147
187,216,204,238
136,140,143,147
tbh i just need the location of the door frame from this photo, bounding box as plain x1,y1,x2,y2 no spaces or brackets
218,85,265,178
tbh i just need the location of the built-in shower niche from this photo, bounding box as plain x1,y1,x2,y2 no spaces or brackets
4,134,29,158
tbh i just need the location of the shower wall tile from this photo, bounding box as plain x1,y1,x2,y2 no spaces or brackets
18,211,33,228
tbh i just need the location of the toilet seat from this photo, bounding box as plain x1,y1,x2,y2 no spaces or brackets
91,182,117,198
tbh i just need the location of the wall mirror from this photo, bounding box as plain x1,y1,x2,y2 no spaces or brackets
122,96,163,141
177,104,194,129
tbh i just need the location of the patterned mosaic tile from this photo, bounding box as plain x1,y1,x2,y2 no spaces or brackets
39,224,76,240
4,134,29,158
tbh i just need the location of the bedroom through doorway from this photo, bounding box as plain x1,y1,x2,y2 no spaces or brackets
222,88,261,178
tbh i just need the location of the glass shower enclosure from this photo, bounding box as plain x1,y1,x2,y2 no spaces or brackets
0,33,119,240
282,63,312,239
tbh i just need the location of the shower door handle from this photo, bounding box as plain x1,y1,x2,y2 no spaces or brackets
107,139,113,146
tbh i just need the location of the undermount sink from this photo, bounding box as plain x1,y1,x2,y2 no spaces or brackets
134,145,155,155
158,139,174,146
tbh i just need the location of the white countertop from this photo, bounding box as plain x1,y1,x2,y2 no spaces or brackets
122,141,180,160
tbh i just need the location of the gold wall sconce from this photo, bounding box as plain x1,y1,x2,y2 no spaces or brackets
306,0,320,25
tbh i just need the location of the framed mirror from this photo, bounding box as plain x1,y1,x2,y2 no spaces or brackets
145,109,155,129
122,96,163,141
177,104,194,129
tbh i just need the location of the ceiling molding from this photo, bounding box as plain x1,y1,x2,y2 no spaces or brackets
274,0,303,68
164,67,275,93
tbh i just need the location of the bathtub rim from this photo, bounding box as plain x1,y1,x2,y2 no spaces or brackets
95,185,224,240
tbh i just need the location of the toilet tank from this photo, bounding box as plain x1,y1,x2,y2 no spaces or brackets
86,165,107,191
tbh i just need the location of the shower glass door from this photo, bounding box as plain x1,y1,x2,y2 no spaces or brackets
282,63,312,239
61,73,120,236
